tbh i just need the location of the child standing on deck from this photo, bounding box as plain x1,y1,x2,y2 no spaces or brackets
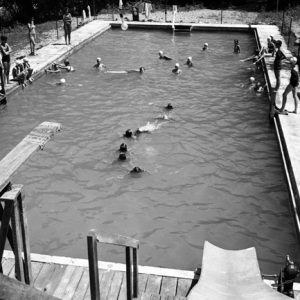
28,18,36,56
278,57,299,114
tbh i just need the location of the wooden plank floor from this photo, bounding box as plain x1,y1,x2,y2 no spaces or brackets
1,257,193,300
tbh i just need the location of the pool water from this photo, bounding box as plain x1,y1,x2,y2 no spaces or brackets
0,29,299,273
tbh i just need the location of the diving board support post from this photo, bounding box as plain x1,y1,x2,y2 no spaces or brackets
87,230,139,300
0,121,61,284
0,185,32,284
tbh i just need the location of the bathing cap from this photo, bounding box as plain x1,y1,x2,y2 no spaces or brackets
97,57,101,62
290,57,297,64
175,63,179,68
204,43,208,46
159,50,163,55
250,77,255,83
188,56,192,60
60,78,66,84
121,22,128,30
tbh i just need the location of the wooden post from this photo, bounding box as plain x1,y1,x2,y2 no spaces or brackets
220,10,223,24
281,10,285,32
0,201,14,273
17,189,32,285
288,17,293,47
125,247,132,300
132,248,138,298
56,20,59,40
87,231,100,300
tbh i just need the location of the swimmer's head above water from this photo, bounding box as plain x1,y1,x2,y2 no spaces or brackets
249,77,255,83
118,153,127,161
119,143,127,152
130,166,144,174
203,42,208,50
158,50,164,58
96,57,101,62
123,129,133,138
64,59,70,66
165,103,173,110
139,67,145,73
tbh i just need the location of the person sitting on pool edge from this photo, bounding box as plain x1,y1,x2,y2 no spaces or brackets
172,63,182,74
185,57,193,67
93,57,106,69
158,50,172,60
57,59,75,72
203,43,208,51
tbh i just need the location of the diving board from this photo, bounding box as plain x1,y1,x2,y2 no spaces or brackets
187,241,290,300
0,121,61,193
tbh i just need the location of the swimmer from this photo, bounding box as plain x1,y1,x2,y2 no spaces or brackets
119,143,127,152
130,166,144,174
127,67,145,74
56,78,66,85
202,43,208,51
155,113,170,120
172,63,182,74
106,66,145,74
93,57,106,69
158,50,172,60
45,63,60,73
57,59,75,72
123,129,134,138
234,39,240,53
118,153,127,161
165,103,173,110
185,57,193,67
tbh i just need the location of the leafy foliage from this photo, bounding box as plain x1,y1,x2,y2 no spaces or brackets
0,0,299,24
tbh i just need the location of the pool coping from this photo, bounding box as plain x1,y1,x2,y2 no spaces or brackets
2,20,300,243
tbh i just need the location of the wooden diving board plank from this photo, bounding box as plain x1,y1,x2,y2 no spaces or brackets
176,278,192,297
62,266,85,300
0,121,61,193
145,274,162,294
72,268,90,300
107,271,124,300
187,241,291,300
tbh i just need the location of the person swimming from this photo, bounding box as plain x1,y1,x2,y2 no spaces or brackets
203,43,208,51
56,78,66,85
185,57,193,67
57,59,75,72
165,103,173,110
158,50,172,60
172,63,182,74
123,129,133,138
45,63,60,73
119,143,127,152
130,166,144,174
106,66,145,74
93,57,106,69
118,153,127,161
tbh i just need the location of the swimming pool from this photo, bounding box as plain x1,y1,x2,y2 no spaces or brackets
0,29,299,273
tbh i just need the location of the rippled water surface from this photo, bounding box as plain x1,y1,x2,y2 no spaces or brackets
0,29,299,273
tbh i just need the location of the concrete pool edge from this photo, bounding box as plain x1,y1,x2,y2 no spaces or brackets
3,20,111,100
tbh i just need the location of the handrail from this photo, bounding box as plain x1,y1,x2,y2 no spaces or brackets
87,229,139,300
95,232,139,249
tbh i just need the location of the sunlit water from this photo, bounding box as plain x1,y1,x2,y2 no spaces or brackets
0,29,299,273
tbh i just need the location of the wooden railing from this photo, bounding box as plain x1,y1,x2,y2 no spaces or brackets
87,230,139,300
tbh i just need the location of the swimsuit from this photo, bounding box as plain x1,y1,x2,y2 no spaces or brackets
274,49,285,70
290,69,299,88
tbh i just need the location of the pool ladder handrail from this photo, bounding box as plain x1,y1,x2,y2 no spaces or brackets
87,229,139,300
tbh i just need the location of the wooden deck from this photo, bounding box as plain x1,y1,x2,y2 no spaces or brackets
2,251,195,300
